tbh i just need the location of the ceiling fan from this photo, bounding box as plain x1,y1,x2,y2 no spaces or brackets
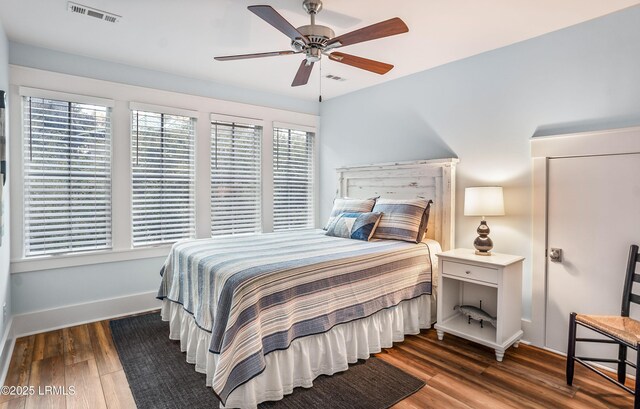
214,0,409,87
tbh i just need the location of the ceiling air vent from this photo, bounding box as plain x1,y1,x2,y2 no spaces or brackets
67,2,121,23
325,74,347,82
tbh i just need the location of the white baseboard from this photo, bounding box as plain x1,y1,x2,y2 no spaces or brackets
12,290,161,338
0,317,15,386
521,317,536,346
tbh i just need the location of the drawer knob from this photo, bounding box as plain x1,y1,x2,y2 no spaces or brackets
465,271,471,274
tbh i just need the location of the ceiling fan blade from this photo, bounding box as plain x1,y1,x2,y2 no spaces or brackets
327,17,408,48
292,59,314,87
214,50,297,61
248,5,308,45
328,52,394,75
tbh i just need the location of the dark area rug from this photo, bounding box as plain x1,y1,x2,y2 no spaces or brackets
110,312,425,409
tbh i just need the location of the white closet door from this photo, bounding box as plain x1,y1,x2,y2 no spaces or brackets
546,153,640,362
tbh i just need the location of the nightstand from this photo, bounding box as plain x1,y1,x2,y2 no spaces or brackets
434,249,524,361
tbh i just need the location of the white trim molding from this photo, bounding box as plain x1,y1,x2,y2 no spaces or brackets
531,126,640,158
528,126,640,347
10,246,170,274
11,291,161,338
18,86,115,107
210,113,264,127
129,101,198,119
272,121,317,134
0,318,15,387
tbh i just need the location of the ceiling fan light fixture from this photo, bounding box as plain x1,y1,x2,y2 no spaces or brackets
306,47,322,63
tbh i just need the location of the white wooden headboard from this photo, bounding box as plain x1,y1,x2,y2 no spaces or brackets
336,158,458,251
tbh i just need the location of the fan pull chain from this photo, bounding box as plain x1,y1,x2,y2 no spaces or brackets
319,59,323,103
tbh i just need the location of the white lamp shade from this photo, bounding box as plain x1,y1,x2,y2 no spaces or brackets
464,187,505,216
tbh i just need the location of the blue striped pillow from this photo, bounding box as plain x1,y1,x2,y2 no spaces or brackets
325,212,383,241
372,199,433,243
324,198,377,230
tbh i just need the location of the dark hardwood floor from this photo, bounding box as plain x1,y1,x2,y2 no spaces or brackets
378,330,633,408
1,315,634,408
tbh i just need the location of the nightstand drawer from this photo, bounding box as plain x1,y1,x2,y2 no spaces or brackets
442,261,498,284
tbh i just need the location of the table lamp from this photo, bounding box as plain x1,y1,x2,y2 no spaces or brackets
464,187,505,256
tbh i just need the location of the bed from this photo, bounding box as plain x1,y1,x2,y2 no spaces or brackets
158,158,458,408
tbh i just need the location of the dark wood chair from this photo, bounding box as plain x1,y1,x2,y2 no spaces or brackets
567,244,640,408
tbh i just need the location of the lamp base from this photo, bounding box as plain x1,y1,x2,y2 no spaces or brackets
473,220,494,256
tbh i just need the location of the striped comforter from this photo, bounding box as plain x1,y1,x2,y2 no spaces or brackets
157,229,433,404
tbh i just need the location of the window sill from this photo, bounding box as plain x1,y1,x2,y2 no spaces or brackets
10,246,172,274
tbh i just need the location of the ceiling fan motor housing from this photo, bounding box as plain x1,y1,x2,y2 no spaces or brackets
291,24,335,62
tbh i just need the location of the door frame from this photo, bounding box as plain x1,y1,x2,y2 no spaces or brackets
528,126,640,347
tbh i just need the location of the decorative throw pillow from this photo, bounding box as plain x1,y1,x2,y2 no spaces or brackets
372,198,433,243
325,212,383,241
324,197,377,230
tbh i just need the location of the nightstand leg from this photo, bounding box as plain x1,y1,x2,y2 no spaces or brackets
495,349,505,362
436,330,444,341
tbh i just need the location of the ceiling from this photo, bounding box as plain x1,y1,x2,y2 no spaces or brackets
1,0,639,102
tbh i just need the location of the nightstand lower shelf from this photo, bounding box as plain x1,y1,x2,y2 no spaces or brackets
435,314,523,361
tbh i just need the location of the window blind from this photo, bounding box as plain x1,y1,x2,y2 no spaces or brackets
273,127,315,231
211,120,262,236
23,96,112,256
131,110,195,246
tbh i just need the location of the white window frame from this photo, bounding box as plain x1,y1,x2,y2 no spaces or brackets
129,102,197,247
19,87,115,109
19,86,115,258
272,121,318,231
210,113,264,236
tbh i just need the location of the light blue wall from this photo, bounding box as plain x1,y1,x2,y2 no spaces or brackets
319,5,640,319
9,42,319,116
0,20,10,337
11,257,164,314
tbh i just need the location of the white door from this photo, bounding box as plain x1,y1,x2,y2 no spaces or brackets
546,153,640,357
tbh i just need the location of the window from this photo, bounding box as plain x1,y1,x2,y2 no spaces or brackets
211,119,262,236
23,95,112,256
273,126,315,231
131,107,195,246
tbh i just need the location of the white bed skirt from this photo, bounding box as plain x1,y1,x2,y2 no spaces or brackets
160,295,433,409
